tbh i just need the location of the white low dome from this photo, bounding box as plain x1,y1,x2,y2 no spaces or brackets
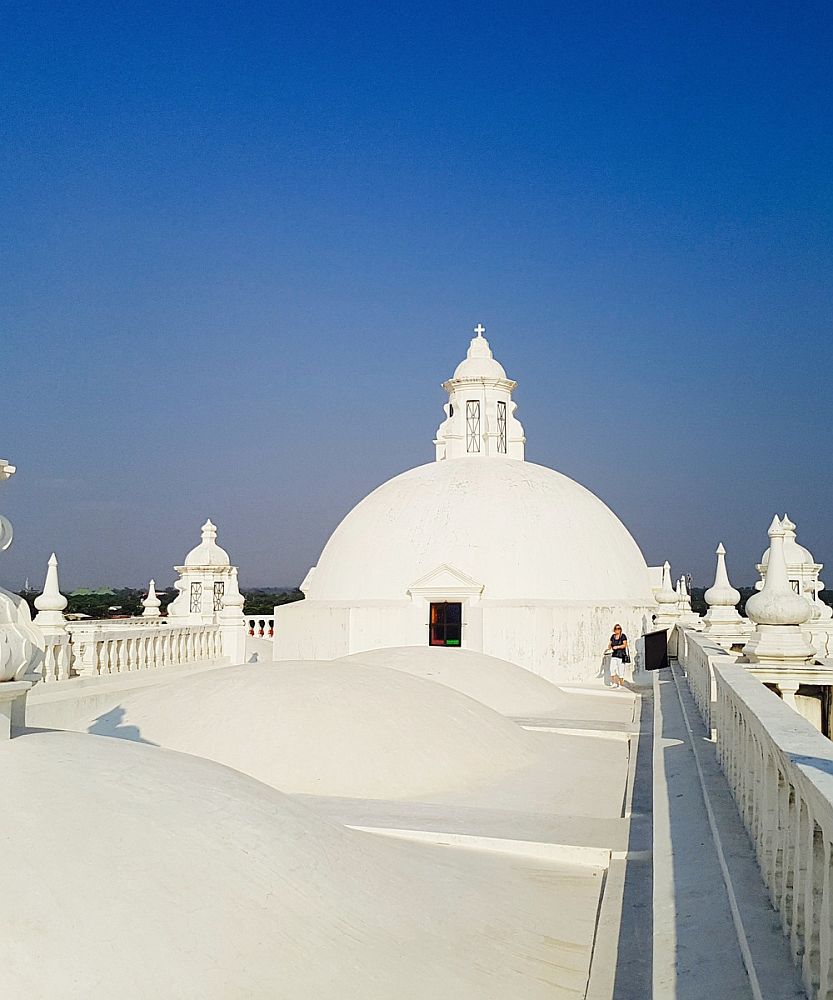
60,661,543,799
337,646,570,716
3,731,595,999
307,457,653,603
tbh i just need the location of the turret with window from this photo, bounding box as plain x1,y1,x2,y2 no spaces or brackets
434,325,525,461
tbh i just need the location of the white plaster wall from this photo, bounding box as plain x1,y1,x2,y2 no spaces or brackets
481,602,655,685
275,598,655,684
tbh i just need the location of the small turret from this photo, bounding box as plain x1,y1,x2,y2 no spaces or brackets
434,324,525,461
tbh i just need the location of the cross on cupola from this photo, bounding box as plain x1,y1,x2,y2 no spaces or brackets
433,325,526,462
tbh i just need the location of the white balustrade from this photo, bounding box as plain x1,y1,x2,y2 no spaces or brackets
677,626,740,733
710,662,833,998
38,633,72,683
679,626,833,998
61,620,225,679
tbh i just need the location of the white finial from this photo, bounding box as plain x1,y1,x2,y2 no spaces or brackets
142,579,162,618
201,519,217,541
743,515,815,665
703,542,744,634
34,553,68,627
654,560,680,626
473,323,486,337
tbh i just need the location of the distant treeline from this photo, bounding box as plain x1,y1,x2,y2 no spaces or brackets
16,586,304,619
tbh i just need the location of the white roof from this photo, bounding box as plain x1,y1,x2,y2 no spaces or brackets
3,730,600,998
306,457,653,603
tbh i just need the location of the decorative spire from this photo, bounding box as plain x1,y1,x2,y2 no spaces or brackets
677,575,689,611
34,553,68,628
703,543,745,634
676,572,701,627
142,579,162,618
202,519,217,543
742,516,815,665
653,561,680,627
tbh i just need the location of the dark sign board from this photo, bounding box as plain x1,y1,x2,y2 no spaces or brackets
643,629,669,671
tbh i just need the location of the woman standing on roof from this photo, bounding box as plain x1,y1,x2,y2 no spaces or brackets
606,624,629,689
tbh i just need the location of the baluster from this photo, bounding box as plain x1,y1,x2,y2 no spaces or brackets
759,756,779,892
791,799,809,963
41,644,53,683
803,818,824,996
819,839,833,999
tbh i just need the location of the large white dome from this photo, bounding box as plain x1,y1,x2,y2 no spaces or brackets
307,457,653,603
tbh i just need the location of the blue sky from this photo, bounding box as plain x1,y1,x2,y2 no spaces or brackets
2,1,831,590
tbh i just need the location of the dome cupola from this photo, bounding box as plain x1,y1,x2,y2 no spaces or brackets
184,519,230,568
434,325,525,461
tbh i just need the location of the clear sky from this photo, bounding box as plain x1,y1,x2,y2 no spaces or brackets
2,1,831,591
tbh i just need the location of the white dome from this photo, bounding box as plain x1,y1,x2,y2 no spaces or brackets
184,518,230,567
337,646,569,716
453,354,507,380
3,731,595,999
451,330,507,380
307,458,653,603
761,540,815,567
61,661,542,799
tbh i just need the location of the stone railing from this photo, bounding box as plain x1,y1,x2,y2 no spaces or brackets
35,620,224,683
676,627,740,733
39,631,73,683
710,660,833,999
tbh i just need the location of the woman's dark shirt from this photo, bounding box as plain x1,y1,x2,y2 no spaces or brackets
610,633,628,659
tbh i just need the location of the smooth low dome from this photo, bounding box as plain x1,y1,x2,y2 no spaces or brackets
3,732,597,999
58,661,543,799
306,457,653,603
338,646,570,716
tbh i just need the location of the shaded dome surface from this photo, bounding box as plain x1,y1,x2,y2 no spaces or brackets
2,731,597,999
337,646,569,716
307,457,653,603
61,662,543,799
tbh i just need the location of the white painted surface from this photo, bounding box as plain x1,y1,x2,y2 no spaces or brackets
303,457,653,604
434,327,526,461
0,458,44,688
1,730,606,999
167,518,238,624
53,661,551,798
337,645,570,715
